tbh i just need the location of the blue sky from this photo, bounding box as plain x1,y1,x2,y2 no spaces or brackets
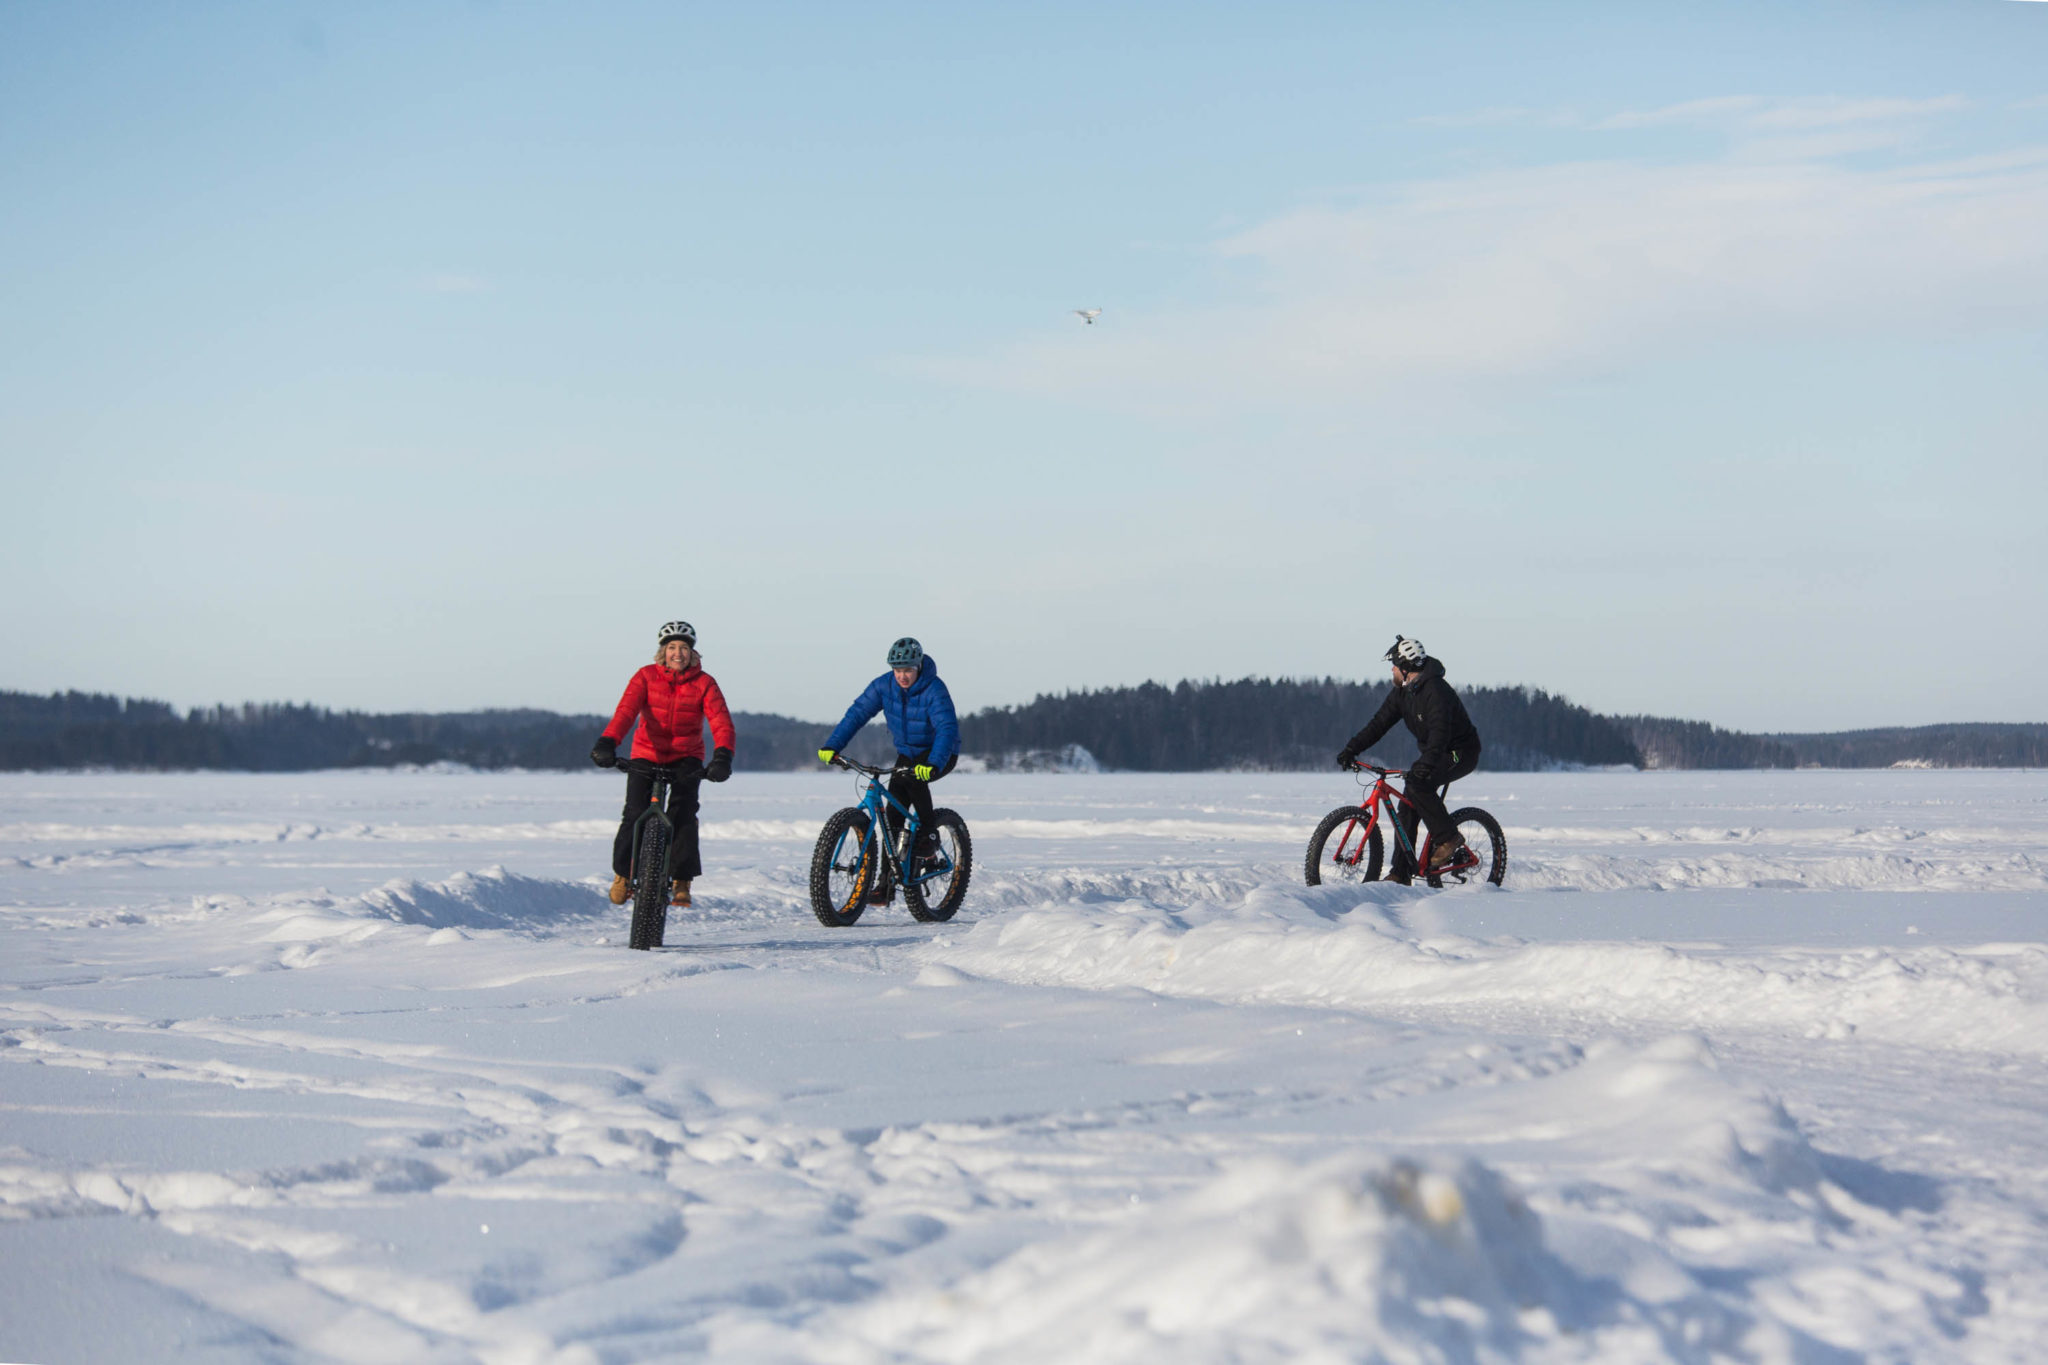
3,1,2045,732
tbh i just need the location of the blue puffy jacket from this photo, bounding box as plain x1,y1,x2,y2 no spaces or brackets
826,656,960,767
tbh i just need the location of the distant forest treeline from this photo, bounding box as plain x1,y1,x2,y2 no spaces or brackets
958,678,1638,772
0,690,887,774
3,684,2043,773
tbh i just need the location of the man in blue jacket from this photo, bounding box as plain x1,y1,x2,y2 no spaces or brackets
819,638,960,894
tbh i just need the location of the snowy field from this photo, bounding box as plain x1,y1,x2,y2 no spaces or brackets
3,766,2046,1363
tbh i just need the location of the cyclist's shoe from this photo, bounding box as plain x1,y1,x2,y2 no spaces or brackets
912,831,941,873
1427,837,1469,873
671,878,692,907
608,875,629,905
866,874,894,905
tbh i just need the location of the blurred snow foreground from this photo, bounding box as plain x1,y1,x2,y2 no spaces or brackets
2,768,2045,1362
788,1153,1568,1362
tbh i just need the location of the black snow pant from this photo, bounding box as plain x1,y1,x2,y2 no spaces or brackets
885,751,957,850
1392,742,1480,880
611,762,705,881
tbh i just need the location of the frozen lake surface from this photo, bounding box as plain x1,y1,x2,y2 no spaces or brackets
3,767,2046,1362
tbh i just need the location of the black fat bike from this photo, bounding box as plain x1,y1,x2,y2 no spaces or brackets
619,756,699,950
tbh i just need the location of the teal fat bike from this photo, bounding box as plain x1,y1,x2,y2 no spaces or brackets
808,756,973,926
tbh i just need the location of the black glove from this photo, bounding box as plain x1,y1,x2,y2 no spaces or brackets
704,747,733,783
1336,748,1358,770
591,735,618,769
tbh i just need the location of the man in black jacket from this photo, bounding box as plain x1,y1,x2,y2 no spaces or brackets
1336,636,1483,883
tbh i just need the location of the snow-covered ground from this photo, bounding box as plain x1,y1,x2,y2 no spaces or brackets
3,767,2046,1363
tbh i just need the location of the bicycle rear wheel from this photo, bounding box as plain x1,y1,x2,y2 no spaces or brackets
1305,805,1384,885
903,810,972,923
629,818,671,949
1422,807,1507,888
809,807,874,927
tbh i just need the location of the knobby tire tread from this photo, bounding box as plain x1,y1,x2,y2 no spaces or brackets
630,818,670,949
1305,805,1384,886
809,807,873,928
903,810,972,923
1423,807,1508,888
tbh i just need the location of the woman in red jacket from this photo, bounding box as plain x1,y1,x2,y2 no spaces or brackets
591,620,736,908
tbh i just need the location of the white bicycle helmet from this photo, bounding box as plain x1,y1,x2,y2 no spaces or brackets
1384,635,1426,668
658,620,696,647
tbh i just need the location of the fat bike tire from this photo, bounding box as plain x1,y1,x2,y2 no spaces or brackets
1305,805,1384,886
1423,807,1508,889
903,810,972,923
629,820,671,949
809,807,874,928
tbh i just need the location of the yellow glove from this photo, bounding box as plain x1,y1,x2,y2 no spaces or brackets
817,748,837,764
913,763,934,781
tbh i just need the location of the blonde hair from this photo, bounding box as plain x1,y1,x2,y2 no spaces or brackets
654,639,700,669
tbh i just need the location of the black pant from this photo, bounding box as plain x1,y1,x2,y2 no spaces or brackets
885,751,956,847
612,763,704,880
1393,742,1480,878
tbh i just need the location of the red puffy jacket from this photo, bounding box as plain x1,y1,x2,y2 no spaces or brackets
603,663,736,763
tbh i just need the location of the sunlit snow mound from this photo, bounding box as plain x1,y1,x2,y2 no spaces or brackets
207,867,611,945
352,866,608,929
928,882,2048,1054
729,1034,1981,1364
837,1153,1578,1364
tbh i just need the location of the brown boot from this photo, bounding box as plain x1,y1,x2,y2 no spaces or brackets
1427,837,1468,872
671,878,692,907
608,874,629,905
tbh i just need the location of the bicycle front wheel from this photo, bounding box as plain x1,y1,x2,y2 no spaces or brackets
629,818,671,949
903,809,972,923
809,807,875,927
1306,805,1383,885
1423,807,1507,888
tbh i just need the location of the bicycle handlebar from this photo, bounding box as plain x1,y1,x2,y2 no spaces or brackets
1346,761,1405,778
828,755,914,779
618,756,702,777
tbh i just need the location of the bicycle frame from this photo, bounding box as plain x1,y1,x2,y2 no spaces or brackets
620,757,695,880
1335,762,1486,881
1339,764,1427,869
831,757,953,890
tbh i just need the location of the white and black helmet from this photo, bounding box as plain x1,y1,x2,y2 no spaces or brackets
1384,634,1426,668
657,620,697,647
887,637,924,668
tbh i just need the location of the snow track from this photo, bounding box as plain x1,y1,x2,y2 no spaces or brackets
929,883,2048,1055
3,768,2047,1362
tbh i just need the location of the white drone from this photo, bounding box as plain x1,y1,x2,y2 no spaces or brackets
1072,308,1102,325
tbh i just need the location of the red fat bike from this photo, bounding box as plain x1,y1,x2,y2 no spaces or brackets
1304,763,1507,888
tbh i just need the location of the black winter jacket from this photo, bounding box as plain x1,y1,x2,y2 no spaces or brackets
1343,657,1481,774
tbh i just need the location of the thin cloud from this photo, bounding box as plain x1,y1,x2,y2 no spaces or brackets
918,112,2048,415
1595,94,1968,132
1411,95,1970,138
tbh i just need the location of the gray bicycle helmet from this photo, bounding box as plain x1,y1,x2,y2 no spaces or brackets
658,620,696,647
1384,634,1426,668
887,637,924,668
